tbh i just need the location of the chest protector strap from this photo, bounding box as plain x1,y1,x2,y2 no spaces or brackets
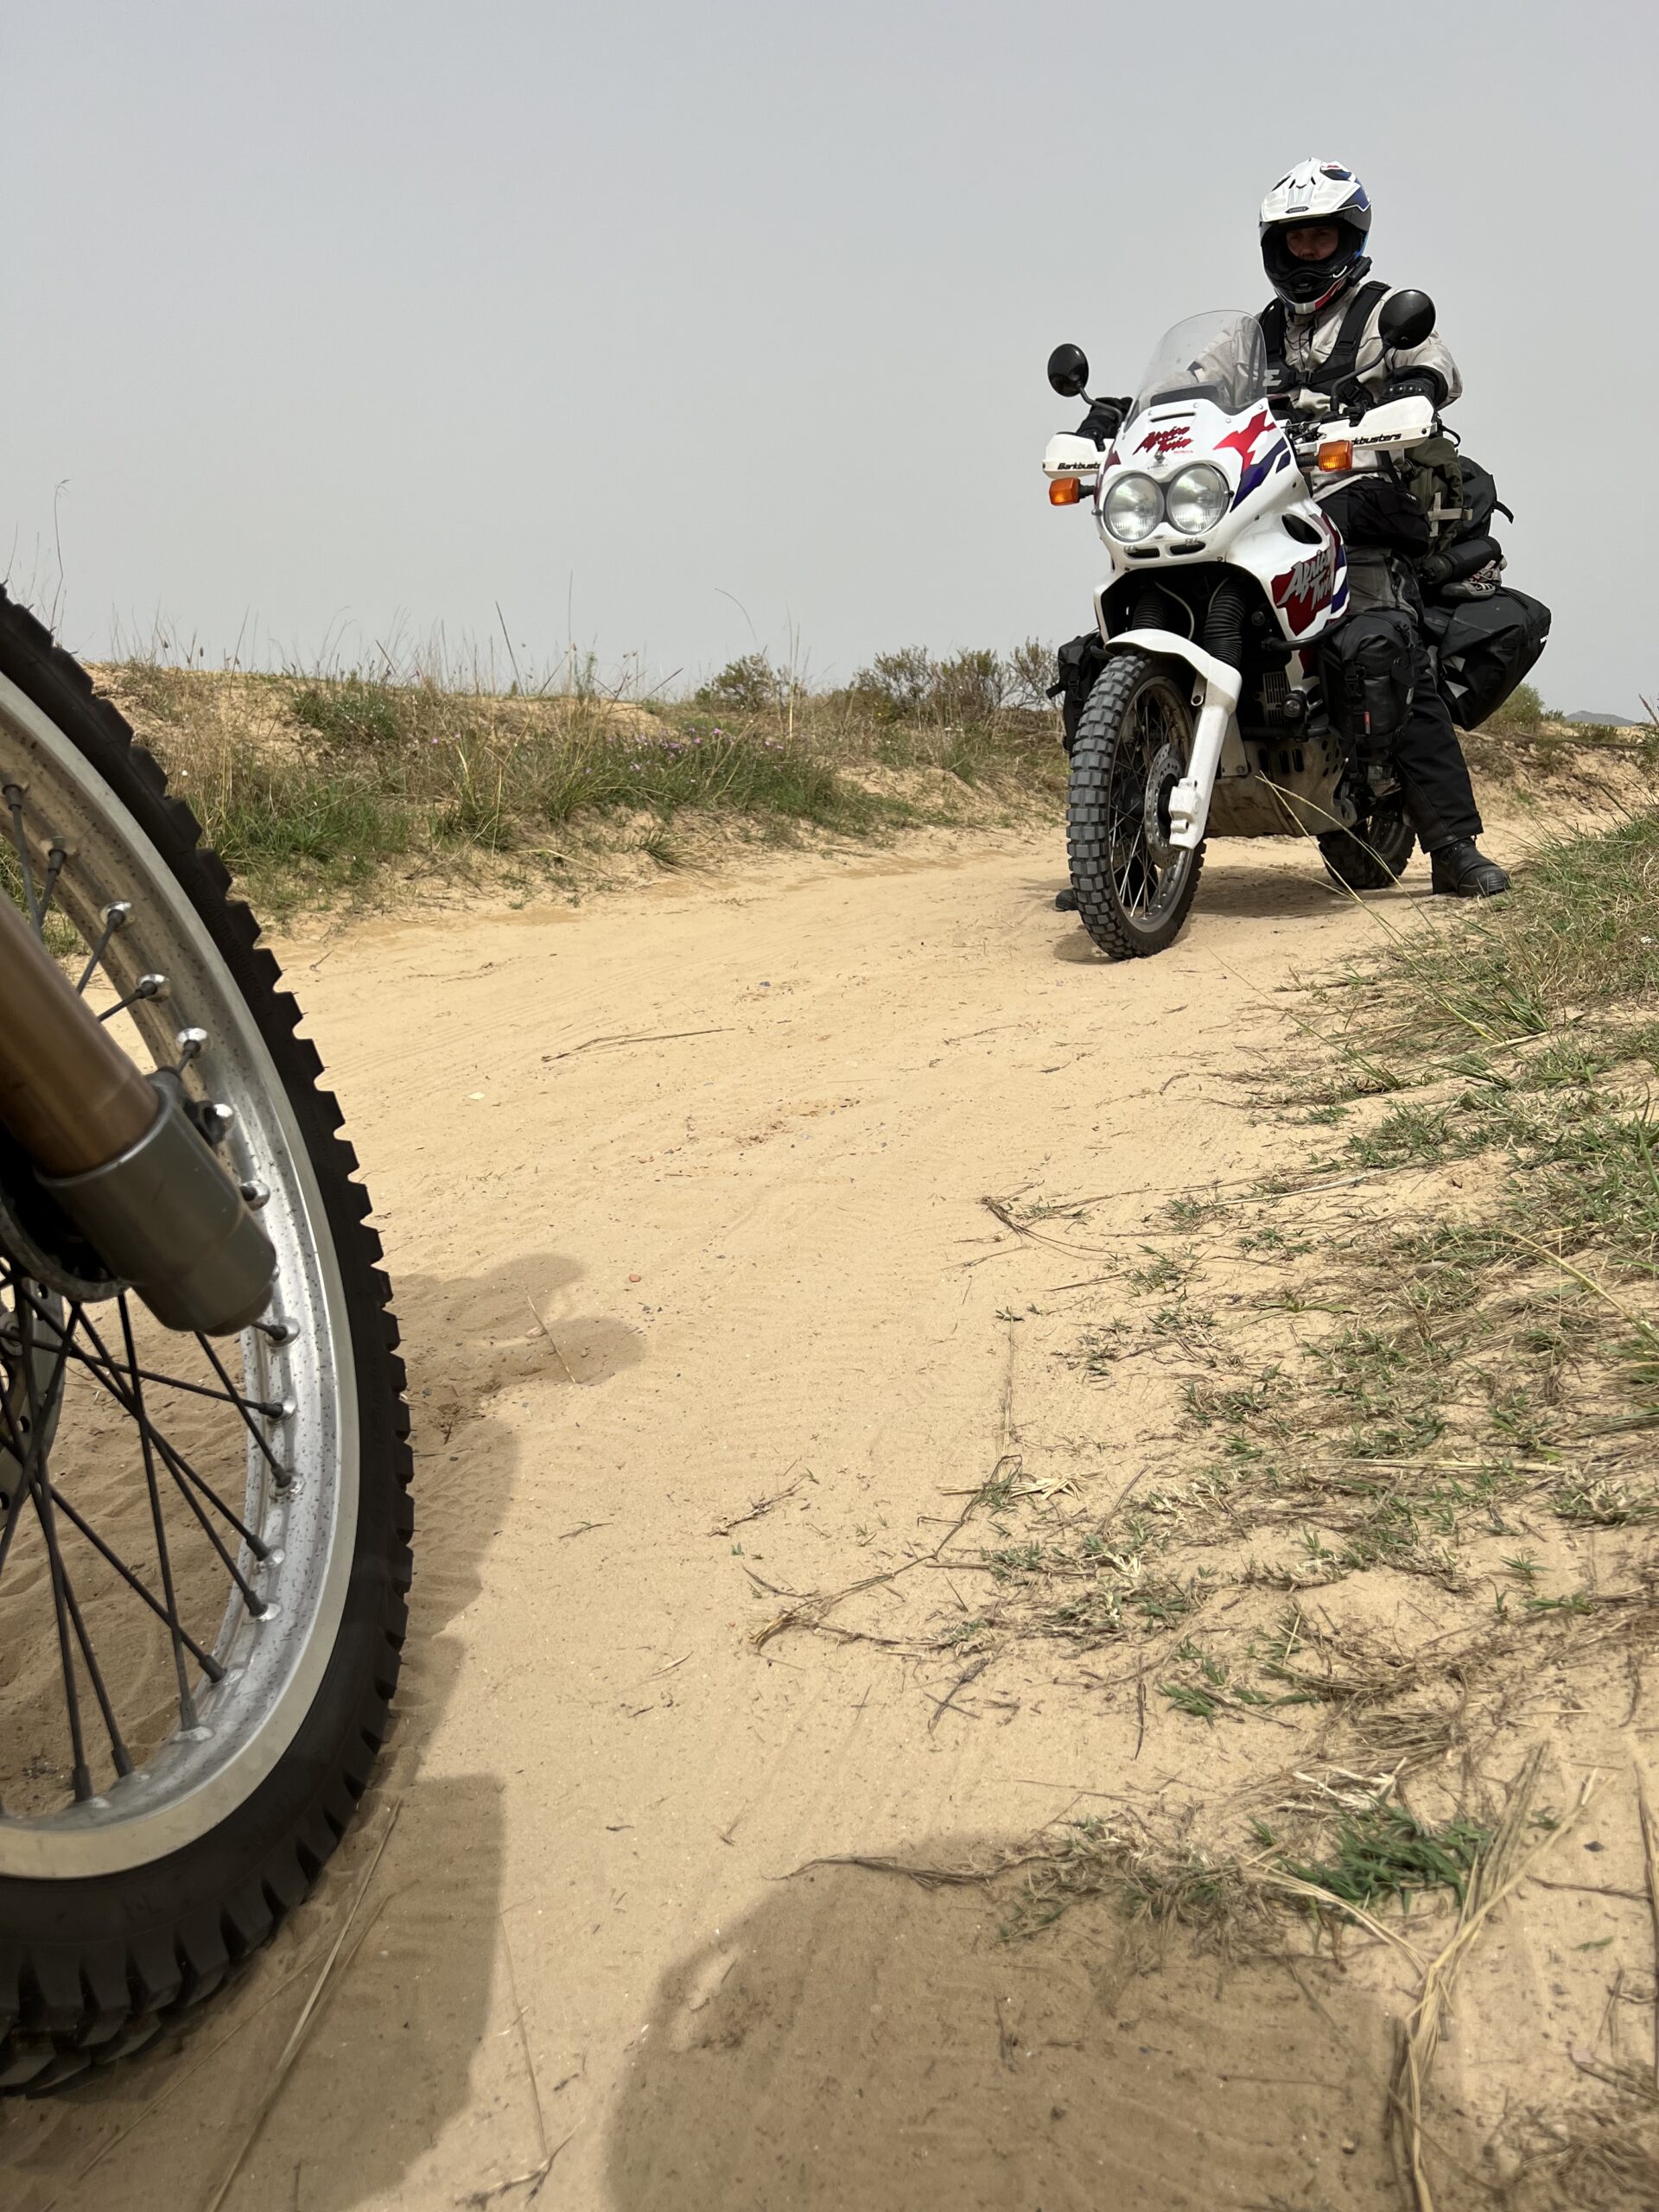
1260,280,1391,408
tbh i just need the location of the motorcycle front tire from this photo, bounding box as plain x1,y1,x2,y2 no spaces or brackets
1065,650,1205,961
0,591,413,2092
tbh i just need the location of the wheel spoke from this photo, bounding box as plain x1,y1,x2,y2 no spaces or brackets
24,1292,138,1778
0,1404,34,1584
35,844,67,926
55,1335,287,1421
17,1299,94,1800
3,1282,225,1679
41,1475,226,1681
53,1525,135,1783
119,1295,201,1730
74,904,130,995
96,974,166,1021
68,1301,273,1570
151,1438,267,1615
196,1333,291,1488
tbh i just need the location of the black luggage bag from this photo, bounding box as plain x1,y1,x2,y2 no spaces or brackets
1422,587,1552,732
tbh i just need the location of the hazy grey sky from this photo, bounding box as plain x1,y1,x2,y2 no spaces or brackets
5,2,1653,709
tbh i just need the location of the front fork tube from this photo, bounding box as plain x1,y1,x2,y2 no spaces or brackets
1167,688,1240,850
0,895,276,1335
1103,628,1243,851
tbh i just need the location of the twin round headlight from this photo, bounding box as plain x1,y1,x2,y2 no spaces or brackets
1102,463,1230,543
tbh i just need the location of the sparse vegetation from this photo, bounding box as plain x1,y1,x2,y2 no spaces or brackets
96,646,1068,913
1480,679,1544,734
1278,1798,1489,1912
753,797,1659,2004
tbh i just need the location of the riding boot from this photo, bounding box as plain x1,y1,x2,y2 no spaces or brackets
1429,839,1510,897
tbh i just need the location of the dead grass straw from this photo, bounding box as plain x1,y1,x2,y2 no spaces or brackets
1390,1753,1601,2212
1637,1764,1659,2096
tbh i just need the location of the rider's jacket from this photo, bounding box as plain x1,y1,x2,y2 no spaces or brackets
1268,278,1462,407
1262,278,1463,611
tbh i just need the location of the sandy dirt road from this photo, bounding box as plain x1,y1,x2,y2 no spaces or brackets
6,823,1536,2210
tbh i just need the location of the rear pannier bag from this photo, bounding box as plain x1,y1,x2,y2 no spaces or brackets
1421,587,1552,732
1319,607,1417,754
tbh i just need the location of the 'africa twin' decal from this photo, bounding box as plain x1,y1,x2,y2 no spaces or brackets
1271,543,1338,635
1135,424,1192,457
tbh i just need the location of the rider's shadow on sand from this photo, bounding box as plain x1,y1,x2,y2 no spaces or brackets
12,1251,636,2212
604,1853,1446,2212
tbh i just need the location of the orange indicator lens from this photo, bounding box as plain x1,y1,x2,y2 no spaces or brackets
1317,440,1354,473
1049,477,1083,505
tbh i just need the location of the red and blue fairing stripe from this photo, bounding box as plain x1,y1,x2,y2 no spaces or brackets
1328,544,1350,619
1217,407,1289,507
1241,445,1294,503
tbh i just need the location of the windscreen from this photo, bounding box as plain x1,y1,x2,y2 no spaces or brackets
1132,310,1268,417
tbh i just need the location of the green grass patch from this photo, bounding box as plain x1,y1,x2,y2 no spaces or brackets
1279,1799,1489,1912
1366,810,1659,1058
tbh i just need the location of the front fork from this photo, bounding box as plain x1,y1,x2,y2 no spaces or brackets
0,896,276,1334
1097,627,1243,849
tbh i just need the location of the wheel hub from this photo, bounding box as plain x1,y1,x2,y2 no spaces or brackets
1142,743,1183,868
0,1129,122,1303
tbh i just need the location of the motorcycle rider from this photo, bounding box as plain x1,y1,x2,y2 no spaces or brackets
1063,159,1510,906
1256,157,1508,896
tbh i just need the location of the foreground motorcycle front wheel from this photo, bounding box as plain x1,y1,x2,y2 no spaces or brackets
1065,651,1205,960
0,591,411,2090
1318,798,1415,892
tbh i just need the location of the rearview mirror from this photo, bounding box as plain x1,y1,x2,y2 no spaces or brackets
1377,289,1435,353
1046,343,1090,399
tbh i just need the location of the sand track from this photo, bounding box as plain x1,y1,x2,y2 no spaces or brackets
2,816,1606,2209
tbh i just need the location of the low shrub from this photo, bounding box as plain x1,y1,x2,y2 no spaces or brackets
1480,681,1543,734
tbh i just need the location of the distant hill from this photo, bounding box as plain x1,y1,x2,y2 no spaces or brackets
1564,709,1640,726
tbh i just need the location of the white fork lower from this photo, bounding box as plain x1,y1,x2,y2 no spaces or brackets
1099,628,1243,851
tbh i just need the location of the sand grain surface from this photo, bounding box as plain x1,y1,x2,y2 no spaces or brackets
6,810,1641,2210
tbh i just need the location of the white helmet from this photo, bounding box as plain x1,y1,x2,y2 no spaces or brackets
1260,157,1373,315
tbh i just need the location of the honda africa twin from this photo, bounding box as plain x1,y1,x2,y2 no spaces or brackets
1042,298,1441,959
0,597,410,2088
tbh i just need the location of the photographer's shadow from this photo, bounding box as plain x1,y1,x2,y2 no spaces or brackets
607,1850,1422,2212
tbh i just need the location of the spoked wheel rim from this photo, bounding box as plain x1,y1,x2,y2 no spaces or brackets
0,673,356,1878
1103,677,1195,938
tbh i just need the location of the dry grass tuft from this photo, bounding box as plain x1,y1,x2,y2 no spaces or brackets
92,654,1068,915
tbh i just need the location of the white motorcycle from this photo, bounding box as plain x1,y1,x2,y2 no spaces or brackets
1042,297,1440,958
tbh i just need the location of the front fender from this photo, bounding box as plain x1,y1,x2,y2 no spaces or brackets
1098,627,1240,850
1100,628,1243,712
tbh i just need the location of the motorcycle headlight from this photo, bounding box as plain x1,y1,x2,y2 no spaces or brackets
1164,464,1230,537
1102,473,1162,543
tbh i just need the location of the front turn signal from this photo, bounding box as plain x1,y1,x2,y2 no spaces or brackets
1049,477,1082,505
1317,439,1353,473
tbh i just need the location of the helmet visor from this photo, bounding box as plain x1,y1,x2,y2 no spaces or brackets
1262,217,1366,304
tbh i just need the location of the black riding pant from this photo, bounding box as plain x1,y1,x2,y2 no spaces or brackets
1338,549,1483,849
1395,637,1482,849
